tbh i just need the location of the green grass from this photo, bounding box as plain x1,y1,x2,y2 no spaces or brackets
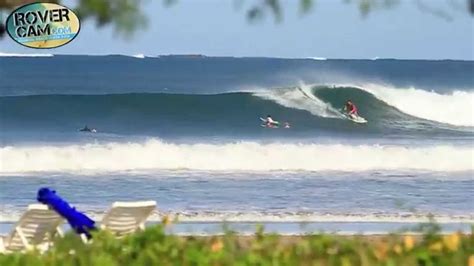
1,224,473,266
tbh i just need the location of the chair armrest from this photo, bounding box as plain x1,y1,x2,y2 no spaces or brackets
56,227,64,238
0,235,6,253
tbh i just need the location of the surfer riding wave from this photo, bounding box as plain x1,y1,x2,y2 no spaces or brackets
344,100,358,117
342,100,367,124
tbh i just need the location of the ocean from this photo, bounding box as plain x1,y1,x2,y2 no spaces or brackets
0,54,473,234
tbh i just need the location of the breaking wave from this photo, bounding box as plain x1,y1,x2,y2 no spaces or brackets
256,83,474,127
0,52,53,57
1,139,472,173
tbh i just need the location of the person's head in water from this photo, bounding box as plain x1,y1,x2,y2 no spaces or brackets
346,100,352,105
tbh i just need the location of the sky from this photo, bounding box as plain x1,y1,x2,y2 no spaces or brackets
1,0,473,59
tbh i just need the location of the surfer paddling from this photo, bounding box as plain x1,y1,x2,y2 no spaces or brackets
260,115,280,128
264,115,279,128
79,125,97,133
260,115,290,128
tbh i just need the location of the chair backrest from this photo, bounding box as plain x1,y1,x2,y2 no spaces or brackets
100,201,156,237
5,204,63,251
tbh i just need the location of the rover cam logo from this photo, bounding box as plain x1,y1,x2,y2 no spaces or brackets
6,2,80,49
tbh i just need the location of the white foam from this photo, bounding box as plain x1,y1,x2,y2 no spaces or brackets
162,212,474,223
0,208,472,223
254,84,343,119
358,83,474,127
307,57,327,60
0,139,472,173
0,52,53,57
131,53,145,59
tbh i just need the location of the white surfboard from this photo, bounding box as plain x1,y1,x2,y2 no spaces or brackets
260,117,280,127
345,114,367,124
298,87,315,100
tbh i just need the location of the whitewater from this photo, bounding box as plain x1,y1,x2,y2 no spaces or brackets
1,139,473,173
355,83,474,127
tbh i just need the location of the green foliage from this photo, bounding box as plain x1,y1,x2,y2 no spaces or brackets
73,0,147,37
0,224,472,266
347,0,400,16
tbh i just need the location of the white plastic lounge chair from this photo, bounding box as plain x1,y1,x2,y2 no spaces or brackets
100,201,156,237
0,204,64,253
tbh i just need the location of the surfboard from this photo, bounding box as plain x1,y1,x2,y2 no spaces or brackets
298,87,314,99
345,114,367,124
260,117,280,128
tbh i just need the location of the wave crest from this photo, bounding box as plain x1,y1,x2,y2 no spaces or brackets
359,84,474,127
1,139,472,173
254,84,342,119
0,52,53,57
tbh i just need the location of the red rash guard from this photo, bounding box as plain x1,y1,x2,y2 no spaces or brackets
348,103,358,114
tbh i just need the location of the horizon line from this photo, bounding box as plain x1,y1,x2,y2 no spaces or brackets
0,52,473,61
